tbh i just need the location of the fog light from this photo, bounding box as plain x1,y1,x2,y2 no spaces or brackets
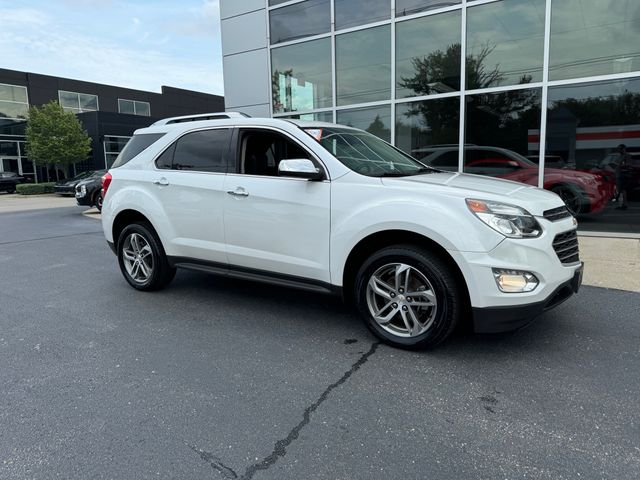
492,269,539,293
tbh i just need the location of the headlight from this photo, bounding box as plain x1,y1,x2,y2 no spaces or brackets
466,199,541,238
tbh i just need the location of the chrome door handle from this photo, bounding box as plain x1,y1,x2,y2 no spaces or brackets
227,188,249,197
153,178,169,186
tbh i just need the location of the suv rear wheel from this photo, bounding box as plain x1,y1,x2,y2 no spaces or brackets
354,246,463,349
117,222,176,291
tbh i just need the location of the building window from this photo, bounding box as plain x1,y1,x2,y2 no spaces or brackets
271,38,332,113
104,136,131,168
463,88,542,181
118,99,151,117
396,0,461,17
546,77,640,228
0,83,29,120
550,0,640,81
395,10,462,98
336,25,391,106
337,105,392,143
279,111,334,122
58,90,99,113
269,0,330,45
395,97,460,161
466,0,545,88
334,0,390,30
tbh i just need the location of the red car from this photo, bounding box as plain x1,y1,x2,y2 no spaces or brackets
583,152,640,198
417,146,610,215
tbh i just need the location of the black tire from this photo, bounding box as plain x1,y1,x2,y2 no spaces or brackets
551,184,584,215
117,222,176,291
94,192,103,212
354,245,464,349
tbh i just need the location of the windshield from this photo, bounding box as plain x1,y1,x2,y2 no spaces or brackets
306,127,434,177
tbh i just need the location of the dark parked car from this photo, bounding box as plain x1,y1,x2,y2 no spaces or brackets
75,170,106,211
0,172,25,193
54,170,98,196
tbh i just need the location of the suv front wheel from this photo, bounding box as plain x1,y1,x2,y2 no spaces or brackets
117,222,176,291
355,246,463,349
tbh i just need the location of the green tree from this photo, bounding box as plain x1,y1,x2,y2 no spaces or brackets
25,101,92,181
366,115,391,141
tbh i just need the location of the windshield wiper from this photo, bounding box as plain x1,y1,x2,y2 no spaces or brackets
380,167,440,177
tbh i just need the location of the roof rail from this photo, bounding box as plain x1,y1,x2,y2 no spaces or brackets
152,111,251,126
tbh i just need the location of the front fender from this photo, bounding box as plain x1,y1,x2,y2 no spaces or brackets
329,183,504,286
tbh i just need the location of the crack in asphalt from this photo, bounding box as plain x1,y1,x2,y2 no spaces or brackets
185,442,239,479
239,342,380,480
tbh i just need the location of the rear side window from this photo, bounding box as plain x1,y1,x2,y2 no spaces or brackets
111,133,165,169
156,128,232,173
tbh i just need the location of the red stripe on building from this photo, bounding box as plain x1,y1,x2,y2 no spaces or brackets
576,131,640,141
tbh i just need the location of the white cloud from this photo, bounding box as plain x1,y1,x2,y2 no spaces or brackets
0,3,224,95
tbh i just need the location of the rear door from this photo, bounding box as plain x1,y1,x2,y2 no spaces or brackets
151,127,233,263
222,128,331,283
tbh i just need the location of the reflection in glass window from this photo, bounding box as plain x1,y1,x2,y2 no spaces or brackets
58,90,98,113
271,38,332,113
118,99,136,115
335,0,390,30
396,0,461,17
118,99,151,116
336,25,391,106
550,0,640,81
0,84,28,103
395,97,460,161
269,0,330,45
396,10,462,98
0,102,29,120
280,111,334,122
465,88,541,165
546,78,640,225
466,0,545,88
464,89,541,191
337,105,392,143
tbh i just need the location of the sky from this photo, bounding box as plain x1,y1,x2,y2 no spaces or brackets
0,0,224,95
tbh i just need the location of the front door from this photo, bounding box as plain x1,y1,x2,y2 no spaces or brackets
223,128,331,283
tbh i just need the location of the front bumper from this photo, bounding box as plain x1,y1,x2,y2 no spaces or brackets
472,263,583,333
54,186,75,196
448,215,583,333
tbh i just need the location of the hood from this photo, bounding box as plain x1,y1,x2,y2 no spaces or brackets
381,172,565,216
57,178,80,187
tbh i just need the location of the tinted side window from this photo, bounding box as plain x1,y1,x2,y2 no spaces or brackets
156,143,176,170
111,133,165,169
240,130,310,177
172,129,231,173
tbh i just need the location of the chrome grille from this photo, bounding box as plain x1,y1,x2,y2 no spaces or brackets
544,206,572,222
553,229,580,264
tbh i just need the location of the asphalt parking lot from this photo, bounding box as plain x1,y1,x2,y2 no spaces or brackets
1,206,639,480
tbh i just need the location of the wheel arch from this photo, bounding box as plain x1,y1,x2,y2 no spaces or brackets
112,209,159,248
341,230,471,311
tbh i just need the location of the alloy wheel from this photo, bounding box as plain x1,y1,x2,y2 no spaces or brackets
122,233,154,283
365,263,438,338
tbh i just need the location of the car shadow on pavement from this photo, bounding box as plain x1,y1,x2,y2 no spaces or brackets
166,268,580,357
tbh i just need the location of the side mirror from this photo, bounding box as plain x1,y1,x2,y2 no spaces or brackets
278,159,324,181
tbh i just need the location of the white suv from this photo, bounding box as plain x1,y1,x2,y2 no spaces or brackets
101,113,583,349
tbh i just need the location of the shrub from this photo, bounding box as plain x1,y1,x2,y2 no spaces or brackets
16,182,56,195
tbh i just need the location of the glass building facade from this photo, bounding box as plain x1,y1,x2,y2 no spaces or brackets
262,0,640,234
